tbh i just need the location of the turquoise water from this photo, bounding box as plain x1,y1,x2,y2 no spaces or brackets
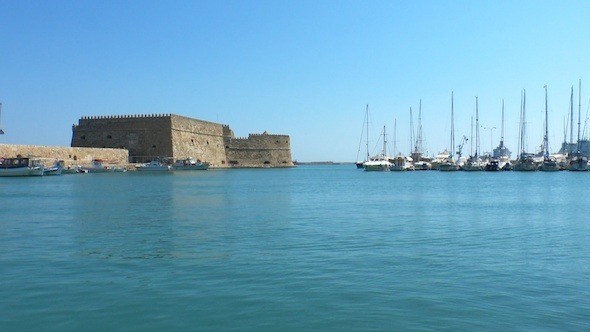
1,166,590,330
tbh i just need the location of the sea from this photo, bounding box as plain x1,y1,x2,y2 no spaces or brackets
1,165,589,331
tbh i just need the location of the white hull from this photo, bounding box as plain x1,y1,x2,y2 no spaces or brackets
0,166,44,177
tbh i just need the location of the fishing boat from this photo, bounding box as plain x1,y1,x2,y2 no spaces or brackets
439,92,460,171
540,86,561,171
462,97,485,171
355,105,370,168
136,159,172,172
0,156,44,177
513,90,539,171
567,80,589,171
172,157,209,170
364,126,392,171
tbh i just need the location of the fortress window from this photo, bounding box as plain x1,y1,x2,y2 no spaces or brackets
107,135,112,139
191,139,194,143
73,156,77,161
81,135,86,140
152,145,156,148
276,140,279,143
207,141,209,145
264,161,271,164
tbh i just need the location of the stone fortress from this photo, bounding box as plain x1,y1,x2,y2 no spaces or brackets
70,113,294,168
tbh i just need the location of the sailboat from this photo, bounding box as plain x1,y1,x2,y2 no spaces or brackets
411,100,432,170
355,104,370,168
439,92,460,171
364,125,393,171
462,97,485,171
513,89,538,171
567,79,588,171
485,100,512,171
390,117,414,171
540,85,560,171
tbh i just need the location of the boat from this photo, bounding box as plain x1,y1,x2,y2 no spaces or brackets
172,157,209,170
390,154,414,171
439,92,460,171
82,159,126,173
135,159,172,172
486,100,513,171
364,126,392,171
513,90,539,171
0,156,44,177
355,105,370,168
43,160,64,176
410,100,432,170
567,80,589,171
540,86,561,171
462,97,485,171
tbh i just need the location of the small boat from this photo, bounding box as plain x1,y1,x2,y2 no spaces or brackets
390,155,414,171
135,159,172,172
0,156,44,177
82,159,126,173
43,160,63,176
172,157,209,170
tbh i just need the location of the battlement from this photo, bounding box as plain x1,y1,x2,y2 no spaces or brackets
80,114,172,120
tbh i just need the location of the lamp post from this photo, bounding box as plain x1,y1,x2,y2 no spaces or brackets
483,126,496,155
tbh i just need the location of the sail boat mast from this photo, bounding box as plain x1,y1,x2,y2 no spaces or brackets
578,79,582,152
476,96,480,158
544,85,549,158
451,91,455,160
409,107,414,155
366,105,369,161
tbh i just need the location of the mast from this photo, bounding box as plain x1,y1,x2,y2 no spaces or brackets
570,86,574,144
366,104,369,161
451,91,455,160
409,107,414,154
393,119,397,156
417,99,423,155
0,102,3,135
523,89,527,154
544,85,549,159
500,99,505,149
578,79,582,152
382,125,387,157
475,96,480,158
470,116,473,156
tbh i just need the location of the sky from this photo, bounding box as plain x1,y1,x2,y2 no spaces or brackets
2,0,590,162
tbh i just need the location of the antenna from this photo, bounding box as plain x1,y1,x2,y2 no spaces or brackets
0,102,4,135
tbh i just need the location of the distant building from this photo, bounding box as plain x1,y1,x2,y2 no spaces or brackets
71,113,294,168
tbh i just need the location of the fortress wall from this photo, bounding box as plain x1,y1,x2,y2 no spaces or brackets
169,115,229,168
226,134,294,167
71,114,173,162
0,144,129,167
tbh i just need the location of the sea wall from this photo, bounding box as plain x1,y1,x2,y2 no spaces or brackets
0,144,129,167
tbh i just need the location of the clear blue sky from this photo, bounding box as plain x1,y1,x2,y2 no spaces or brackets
2,0,590,162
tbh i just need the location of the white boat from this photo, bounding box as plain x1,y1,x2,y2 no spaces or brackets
82,159,126,173
136,160,172,172
0,157,44,177
364,126,392,171
172,157,208,170
43,160,64,176
439,92,460,171
540,86,561,172
390,155,414,171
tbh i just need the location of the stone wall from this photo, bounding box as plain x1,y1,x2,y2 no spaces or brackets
169,114,229,168
0,144,129,167
226,133,294,167
71,114,173,163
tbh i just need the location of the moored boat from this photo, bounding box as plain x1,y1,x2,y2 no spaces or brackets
172,157,209,170
135,159,172,172
0,156,44,177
